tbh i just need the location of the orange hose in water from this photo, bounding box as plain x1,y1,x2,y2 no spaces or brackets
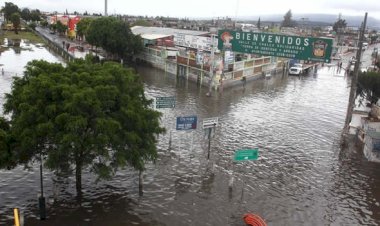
243,213,267,226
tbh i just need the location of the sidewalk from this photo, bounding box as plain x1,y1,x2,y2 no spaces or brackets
35,26,101,60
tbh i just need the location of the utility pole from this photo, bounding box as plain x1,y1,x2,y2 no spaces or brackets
39,151,46,220
337,13,343,54
342,12,367,139
300,17,308,35
105,0,108,16
206,34,215,96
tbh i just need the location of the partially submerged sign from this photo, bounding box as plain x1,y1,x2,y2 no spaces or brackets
176,116,197,130
234,149,259,161
203,117,219,129
218,30,333,63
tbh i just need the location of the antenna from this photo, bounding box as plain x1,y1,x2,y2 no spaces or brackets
105,0,108,16
234,0,239,29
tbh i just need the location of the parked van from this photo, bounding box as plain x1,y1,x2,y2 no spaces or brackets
363,42,369,50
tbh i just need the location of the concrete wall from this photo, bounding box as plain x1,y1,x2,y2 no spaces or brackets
371,105,380,119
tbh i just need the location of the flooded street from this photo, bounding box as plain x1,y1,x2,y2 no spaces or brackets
1,41,380,225
0,39,64,113
136,65,380,225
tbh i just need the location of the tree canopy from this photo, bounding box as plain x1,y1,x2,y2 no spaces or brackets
20,8,40,22
1,2,19,22
30,9,41,22
55,20,68,35
0,117,14,169
76,17,94,40
86,17,143,61
257,17,261,29
356,71,380,106
10,12,21,34
20,8,31,21
1,58,166,195
333,18,347,32
131,19,152,27
281,9,296,28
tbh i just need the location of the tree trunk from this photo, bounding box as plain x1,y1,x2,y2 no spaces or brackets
75,156,82,197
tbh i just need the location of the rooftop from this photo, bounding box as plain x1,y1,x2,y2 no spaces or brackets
131,26,210,37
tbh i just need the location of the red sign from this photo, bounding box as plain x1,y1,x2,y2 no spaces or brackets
68,16,81,31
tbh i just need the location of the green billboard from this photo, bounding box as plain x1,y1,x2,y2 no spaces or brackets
218,30,333,63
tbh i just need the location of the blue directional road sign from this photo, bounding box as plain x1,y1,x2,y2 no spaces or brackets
176,116,197,130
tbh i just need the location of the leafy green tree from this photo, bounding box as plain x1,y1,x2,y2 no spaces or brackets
131,19,152,27
356,71,380,105
20,8,31,21
281,9,296,28
76,17,93,40
56,20,68,35
0,117,15,169
28,22,37,30
1,2,19,23
49,23,57,32
333,18,347,32
87,17,143,61
2,59,165,195
10,12,21,34
30,9,41,22
40,20,49,27
86,17,108,48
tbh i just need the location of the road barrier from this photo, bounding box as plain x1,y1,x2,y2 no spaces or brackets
14,208,20,226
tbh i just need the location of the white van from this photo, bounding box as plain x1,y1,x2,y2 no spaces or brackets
363,42,369,50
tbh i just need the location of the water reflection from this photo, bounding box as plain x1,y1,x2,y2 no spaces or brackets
0,38,64,74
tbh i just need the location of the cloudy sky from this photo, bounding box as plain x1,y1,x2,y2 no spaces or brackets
3,0,380,20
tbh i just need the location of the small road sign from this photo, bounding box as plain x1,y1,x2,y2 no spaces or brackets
156,96,175,109
234,149,259,161
176,116,197,130
202,117,219,129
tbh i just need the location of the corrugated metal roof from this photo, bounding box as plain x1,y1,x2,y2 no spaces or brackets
131,26,210,37
140,34,172,40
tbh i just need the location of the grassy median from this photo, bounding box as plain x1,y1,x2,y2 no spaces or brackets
0,30,44,43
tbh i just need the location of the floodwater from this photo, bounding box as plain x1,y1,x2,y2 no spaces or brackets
0,38,64,114
1,41,380,226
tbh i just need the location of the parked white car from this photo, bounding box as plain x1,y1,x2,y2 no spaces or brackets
288,63,303,75
361,65,377,73
363,42,368,50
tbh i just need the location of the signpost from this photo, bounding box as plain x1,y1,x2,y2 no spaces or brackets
229,148,259,193
155,96,176,109
218,30,333,63
202,117,219,129
203,117,219,159
176,116,197,130
234,149,259,161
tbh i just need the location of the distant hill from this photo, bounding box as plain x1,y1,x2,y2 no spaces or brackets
238,14,380,29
